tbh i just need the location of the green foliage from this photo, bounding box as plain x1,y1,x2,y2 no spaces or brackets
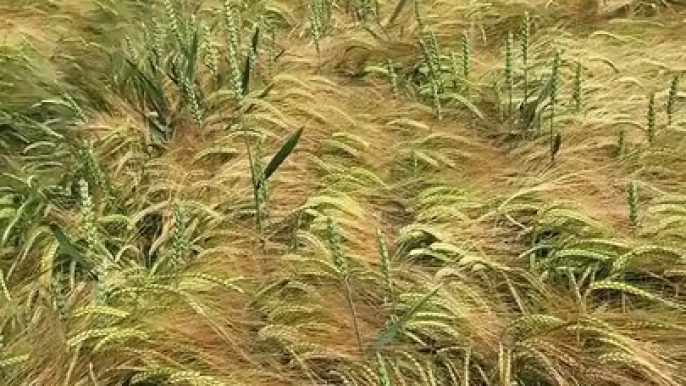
259,127,304,187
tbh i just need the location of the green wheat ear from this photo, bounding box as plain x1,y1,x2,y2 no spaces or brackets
505,31,514,114
647,92,656,145
326,217,347,274
171,202,190,267
461,31,470,95
377,229,393,306
450,51,459,90
308,2,322,55
266,19,277,76
163,0,185,49
0,269,11,303
203,28,220,82
181,76,202,127
426,32,442,89
628,181,640,228
420,33,443,119
79,179,98,252
573,61,583,112
377,353,393,385
521,11,531,106
617,126,626,157
223,0,243,99
386,59,399,97
667,74,679,127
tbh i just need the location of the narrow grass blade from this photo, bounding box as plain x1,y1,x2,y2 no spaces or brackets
49,224,86,266
241,24,261,97
373,284,442,350
387,0,409,26
258,127,303,187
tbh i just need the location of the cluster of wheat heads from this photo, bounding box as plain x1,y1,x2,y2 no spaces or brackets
2,0,686,385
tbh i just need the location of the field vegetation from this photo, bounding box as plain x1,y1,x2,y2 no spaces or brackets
2,0,686,385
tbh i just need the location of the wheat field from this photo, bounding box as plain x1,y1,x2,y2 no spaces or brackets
1,0,686,385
